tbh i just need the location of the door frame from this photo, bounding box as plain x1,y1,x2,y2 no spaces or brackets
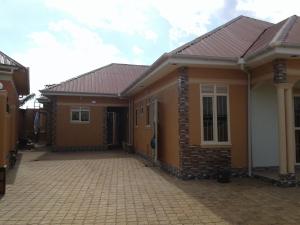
293,95,300,164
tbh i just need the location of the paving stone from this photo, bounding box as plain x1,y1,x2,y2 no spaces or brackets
0,150,300,225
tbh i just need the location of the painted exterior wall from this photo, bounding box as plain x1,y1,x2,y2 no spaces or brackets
251,84,279,167
133,71,180,168
188,68,248,168
54,96,128,149
0,78,19,167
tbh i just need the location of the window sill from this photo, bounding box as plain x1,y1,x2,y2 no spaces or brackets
70,121,90,124
200,143,232,149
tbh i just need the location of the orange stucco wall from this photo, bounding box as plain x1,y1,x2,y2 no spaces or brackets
188,67,248,168
0,79,19,166
55,96,128,148
132,71,180,168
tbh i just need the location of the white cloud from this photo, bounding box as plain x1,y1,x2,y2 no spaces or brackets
236,0,300,22
45,0,155,40
13,20,127,100
132,45,144,55
44,0,224,44
151,0,225,41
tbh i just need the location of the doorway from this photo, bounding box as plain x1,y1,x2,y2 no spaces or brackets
294,96,300,163
106,107,128,149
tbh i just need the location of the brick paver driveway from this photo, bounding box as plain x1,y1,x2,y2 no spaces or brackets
1,150,300,225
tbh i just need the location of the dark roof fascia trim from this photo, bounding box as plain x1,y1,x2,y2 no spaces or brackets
41,91,119,98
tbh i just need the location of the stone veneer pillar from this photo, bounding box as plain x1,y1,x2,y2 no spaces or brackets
177,67,189,177
273,59,296,186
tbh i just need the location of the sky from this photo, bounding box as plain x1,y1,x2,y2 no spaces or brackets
1,0,300,107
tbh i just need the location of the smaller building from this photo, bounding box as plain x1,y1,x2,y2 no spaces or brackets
40,63,148,150
0,51,29,194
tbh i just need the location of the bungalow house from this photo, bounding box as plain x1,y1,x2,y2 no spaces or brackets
0,51,30,194
41,15,300,186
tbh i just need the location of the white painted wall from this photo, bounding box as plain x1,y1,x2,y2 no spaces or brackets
251,84,279,167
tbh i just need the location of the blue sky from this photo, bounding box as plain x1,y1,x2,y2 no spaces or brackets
1,0,300,106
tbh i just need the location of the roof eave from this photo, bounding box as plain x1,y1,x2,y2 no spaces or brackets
122,54,239,96
40,90,120,98
244,45,300,67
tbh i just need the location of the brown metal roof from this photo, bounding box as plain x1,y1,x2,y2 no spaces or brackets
244,15,300,58
42,63,149,95
172,16,272,59
283,16,300,45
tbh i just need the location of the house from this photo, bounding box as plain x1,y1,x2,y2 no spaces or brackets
41,15,300,186
0,51,30,194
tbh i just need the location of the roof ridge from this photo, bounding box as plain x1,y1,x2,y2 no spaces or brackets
111,62,149,67
0,50,26,68
269,15,298,47
171,15,270,55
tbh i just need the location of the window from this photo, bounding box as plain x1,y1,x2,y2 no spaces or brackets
201,84,229,144
146,104,150,126
71,108,90,123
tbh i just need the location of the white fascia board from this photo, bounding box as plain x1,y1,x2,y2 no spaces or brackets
125,56,239,96
245,46,300,67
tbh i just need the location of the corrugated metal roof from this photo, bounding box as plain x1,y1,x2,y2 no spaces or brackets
283,16,300,45
42,63,149,95
172,16,273,59
0,50,25,68
243,19,286,57
245,15,300,58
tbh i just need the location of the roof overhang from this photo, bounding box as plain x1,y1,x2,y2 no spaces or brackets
40,90,120,98
122,54,238,96
0,64,30,95
244,45,300,67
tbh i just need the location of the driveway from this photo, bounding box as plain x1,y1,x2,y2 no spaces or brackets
0,150,300,225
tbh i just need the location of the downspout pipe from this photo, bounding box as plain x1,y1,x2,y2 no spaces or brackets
239,58,252,177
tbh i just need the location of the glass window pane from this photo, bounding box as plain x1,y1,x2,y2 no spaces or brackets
203,96,214,141
71,111,80,121
216,86,228,94
294,97,300,127
202,85,214,94
81,110,90,122
217,96,228,142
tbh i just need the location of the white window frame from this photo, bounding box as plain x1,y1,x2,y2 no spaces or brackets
70,107,90,123
200,84,231,145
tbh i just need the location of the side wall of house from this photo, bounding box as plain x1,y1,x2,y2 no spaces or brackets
0,78,19,165
132,71,180,171
54,96,128,150
187,68,248,174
